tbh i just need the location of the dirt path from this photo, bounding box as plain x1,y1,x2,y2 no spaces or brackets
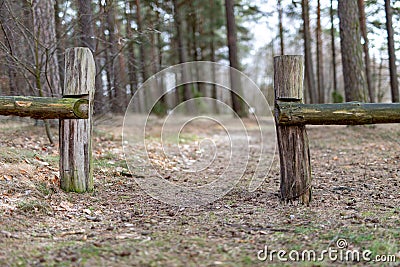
0,116,399,266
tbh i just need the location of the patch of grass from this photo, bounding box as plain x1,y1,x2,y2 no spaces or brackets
361,211,375,217
368,239,398,258
0,146,59,167
94,154,127,169
17,200,52,214
241,255,256,265
146,133,200,144
93,128,121,141
40,154,59,166
178,133,200,143
344,231,374,244
36,182,53,196
79,244,102,258
294,226,317,235
0,146,30,163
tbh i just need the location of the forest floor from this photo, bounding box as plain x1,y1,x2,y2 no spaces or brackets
0,115,399,267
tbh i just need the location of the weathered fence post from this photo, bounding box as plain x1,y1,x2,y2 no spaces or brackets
60,47,95,192
274,55,312,204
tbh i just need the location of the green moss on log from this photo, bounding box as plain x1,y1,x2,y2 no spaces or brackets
277,102,400,125
0,96,89,119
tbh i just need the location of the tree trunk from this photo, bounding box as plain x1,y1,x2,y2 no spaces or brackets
136,0,148,83
225,0,247,117
338,0,366,102
0,7,18,95
54,1,64,90
105,0,124,113
209,0,218,114
126,1,138,100
76,0,104,114
384,0,399,102
316,0,324,103
32,0,61,97
77,0,95,50
278,0,284,55
358,0,374,102
172,0,195,114
32,0,60,144
156,9,167,115
301,0,317,103
189,2,203,96
377,54,384,102
330,0,338,101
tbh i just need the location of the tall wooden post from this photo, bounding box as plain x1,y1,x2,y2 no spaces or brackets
60,48,95,192
274,55,312,204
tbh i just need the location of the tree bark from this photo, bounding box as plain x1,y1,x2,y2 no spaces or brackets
31,0,61,97
136,0,148,83
126,0,138,100
225,0,247,117
301,0,317,103
77,0,95,51
358,0,374,102
278,0,284,55
105,0,124,113
172,0,195,114
76,0,104,114
54,1,64,90
338,0,366,102
316,0,324,103
32,0,60,144
384,0,399,102
209,0,218,114
330,0,338,101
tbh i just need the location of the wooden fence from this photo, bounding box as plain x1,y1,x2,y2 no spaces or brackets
3,52,397,200
274,55,400,205
0,47,95,193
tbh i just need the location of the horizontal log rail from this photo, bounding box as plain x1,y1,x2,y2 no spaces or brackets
276,102,400,125
0,96,89,119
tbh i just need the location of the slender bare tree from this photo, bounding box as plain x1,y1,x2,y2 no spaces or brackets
225,0,247,117
384,0,399,102
301,0,317,103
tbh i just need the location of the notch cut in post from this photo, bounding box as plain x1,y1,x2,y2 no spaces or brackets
60,47,95,192
274,55,312,204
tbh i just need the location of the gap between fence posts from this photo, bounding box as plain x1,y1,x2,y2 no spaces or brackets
60,47,95,192
274,55,312,204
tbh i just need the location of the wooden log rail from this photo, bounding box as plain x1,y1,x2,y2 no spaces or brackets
0,96,89,119
276,102,400,125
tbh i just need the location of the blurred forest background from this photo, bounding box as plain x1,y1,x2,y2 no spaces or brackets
0,0,399,116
